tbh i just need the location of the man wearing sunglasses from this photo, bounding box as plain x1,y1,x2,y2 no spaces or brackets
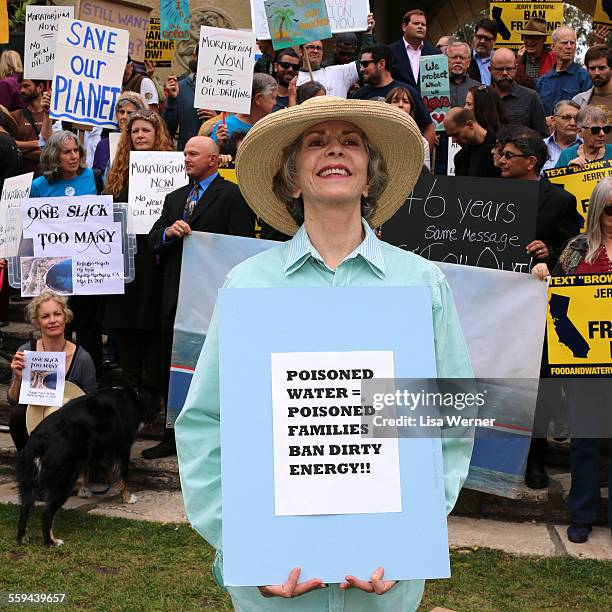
555,105,612,168
468,18,498,85
272,48,300,112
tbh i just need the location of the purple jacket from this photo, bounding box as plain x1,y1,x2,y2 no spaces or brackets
0,74,24,112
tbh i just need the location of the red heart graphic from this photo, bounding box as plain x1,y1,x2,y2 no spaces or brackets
431,113,445,125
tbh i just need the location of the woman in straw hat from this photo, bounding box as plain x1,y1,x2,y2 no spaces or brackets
175,97,473,610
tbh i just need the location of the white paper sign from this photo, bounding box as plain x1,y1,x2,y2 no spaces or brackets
326,0,368,33
73,252,124,295
22,195,114,239
0,172,33,259
19,351,66,407
447,140,461,176
128,151,189,234
271,350,401,516
51,19,129,129
108,131,121,167
31,221,122,257
20,195,124,296
194,26,256,114
24,6,75,80
251,0,367,38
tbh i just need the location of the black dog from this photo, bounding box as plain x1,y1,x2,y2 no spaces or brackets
16,386,162,546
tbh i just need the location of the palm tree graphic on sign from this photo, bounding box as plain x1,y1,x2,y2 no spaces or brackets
270,4,297,42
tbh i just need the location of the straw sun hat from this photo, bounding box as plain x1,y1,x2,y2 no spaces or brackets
25,381,85,434
236,96,424,236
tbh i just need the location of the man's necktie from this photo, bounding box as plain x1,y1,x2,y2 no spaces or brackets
183,183,200,222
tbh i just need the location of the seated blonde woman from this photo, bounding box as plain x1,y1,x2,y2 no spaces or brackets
8,292,97,451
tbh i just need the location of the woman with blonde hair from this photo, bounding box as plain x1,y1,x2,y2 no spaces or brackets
103,110,171,411
532,176,612,544
0,50,24,111
8,292,96,451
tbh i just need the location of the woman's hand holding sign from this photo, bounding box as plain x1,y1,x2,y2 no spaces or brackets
258,567,324,598
340,566,397,595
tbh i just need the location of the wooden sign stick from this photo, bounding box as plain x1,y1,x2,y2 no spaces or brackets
303,49,315,82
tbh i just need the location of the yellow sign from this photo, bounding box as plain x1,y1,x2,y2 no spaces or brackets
594,0,612,26
489,1,564,47
0,0,8,44
544,159,612,229
145,18,175,68
219,168,238,184
547,274,612,377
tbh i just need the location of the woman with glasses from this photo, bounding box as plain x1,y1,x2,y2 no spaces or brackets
532,177,612,543
103,110,173,393
555,105,612,168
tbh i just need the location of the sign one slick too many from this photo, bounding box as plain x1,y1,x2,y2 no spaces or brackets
51,19,129,129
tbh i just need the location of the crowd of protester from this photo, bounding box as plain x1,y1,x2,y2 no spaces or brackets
0,7,611,545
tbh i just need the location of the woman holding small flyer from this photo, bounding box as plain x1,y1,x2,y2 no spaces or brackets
103,110,173,396
175,97,474,611
8,291,96,451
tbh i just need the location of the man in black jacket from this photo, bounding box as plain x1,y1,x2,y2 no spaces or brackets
388,9,438,91
146,136,255,457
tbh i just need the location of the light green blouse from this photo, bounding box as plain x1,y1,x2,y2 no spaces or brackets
175,222,474,612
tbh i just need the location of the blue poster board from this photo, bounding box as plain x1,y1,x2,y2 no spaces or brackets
218,286,451,586
264,0,332,50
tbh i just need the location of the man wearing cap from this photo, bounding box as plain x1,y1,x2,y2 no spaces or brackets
388,9,438,91
490,48,548,137
328,33,359,66
468,18,498,85
536,26,591,117
515,18,556,89
175,96,474,611
146,136,255,458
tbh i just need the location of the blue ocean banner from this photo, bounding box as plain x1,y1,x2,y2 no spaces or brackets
51,19,129,129
160,0,190,41
170,232,548,499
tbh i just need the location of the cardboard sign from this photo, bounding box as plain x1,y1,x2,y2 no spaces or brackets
145,17,175,67
420,54,450,132
252,0,367,38
19,351,66,407
0,0,8,44
24,5,75,80
194,27,257,114
544,159,612,229
547,274,612,377
489,1,563,48
218,286,449,585
79,0,151,62
21,196,125,296
270,350,401,516
381,174,539,272
594,0,612,26
0,172,33,259
160,0,190,41
51,19,129,129
264,0,332,50
128,151,189,234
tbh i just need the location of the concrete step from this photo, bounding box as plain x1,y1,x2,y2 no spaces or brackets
0,322,34,356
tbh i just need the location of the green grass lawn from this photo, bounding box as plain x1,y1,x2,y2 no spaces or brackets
0,503,610,611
